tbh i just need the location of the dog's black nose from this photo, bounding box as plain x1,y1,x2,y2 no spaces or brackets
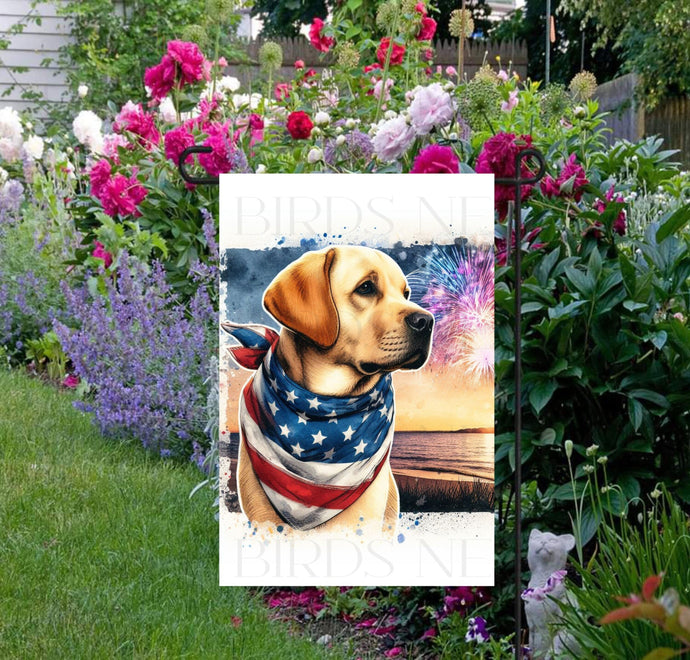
405,311,434,333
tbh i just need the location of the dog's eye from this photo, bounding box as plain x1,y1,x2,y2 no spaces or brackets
355,280,376,296
403,289,411,300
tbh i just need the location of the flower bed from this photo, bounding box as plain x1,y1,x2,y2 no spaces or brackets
1,1,689,654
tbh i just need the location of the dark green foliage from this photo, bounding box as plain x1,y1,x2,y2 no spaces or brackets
252,0,331,38
488,1,622,86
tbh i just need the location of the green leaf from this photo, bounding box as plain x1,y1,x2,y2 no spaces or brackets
630,389,670,410
628,397,645,431
579,505,602,546
587,246,602,281
529,379,558,415
539,428,557,445
619,253,636,296
565,267,594,296
641,649,679,660
656,204,690,243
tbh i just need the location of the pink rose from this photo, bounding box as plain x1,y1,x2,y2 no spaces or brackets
92,240,113,268
410,144,460,173
415,2,427,15
294,59,305,69
309,18,334,52
274,82,290,101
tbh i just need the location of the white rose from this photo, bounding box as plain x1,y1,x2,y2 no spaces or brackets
23,135,44,160
219,76,241,93
307,147,323,164
78,84,89,98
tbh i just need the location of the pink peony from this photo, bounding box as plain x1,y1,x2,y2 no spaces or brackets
593,185,627,236
101,133,130,160
99,173,147,218
198,125,238,177
144,55,177,101
377,38,406,67
92,240,113,268
408,82,455,135
415,2,427,15
372,115,415,162
144,40,209,101
164,125,195,165
540,153,589,202
410,144,460,173
309,18,334,52
417,16,437,41
168,40,210,86
274,82,290,101
496,226,544,266
294,59,305,69
114,101,160,149
286,111,314,139
89,159,112,198
475,132,535,218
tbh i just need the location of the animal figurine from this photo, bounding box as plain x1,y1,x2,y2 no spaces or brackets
523,529,581,659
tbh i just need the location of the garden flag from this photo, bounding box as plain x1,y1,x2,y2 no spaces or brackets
219,174,496,586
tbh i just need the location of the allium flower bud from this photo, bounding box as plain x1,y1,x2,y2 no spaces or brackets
259,41,283,72
564,440,573,459
449,9,474,39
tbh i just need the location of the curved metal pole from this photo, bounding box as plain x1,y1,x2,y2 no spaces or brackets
496,147,546,659
178,146,221,185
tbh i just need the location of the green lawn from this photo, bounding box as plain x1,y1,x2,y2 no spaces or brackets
0,370,333,659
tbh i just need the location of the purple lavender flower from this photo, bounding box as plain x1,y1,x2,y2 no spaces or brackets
54,252,217,457
0,180,24,227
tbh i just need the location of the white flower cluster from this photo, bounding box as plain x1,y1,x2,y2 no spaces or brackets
72,110,104,154
0,106,24,163
200,75,241,102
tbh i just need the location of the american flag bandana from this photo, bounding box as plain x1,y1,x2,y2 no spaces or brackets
223,322,395,530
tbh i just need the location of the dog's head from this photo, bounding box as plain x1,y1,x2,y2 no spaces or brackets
263,246,434,376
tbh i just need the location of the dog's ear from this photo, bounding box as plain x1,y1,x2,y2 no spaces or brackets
263,248,339,348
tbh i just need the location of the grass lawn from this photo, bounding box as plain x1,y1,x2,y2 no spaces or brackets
0,369,335,659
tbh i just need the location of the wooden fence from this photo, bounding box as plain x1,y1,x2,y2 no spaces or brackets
231,37,527,88
595,73,690,167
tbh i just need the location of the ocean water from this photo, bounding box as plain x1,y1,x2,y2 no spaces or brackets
390,432,494,481
221,431,494,482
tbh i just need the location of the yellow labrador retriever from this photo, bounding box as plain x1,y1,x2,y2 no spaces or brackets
224,245,434,533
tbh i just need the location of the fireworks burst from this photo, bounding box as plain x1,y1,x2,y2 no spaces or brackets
408,243,494,382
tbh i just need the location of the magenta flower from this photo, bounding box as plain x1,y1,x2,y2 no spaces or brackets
540,153,589,202
475,132,534,218
89,159,112,198
309,18,334,53
589,185,627,237
114,101,160,149
410,144,460,173
62,374,80,388
164,125,195,165
416,16,437,41
92,240,113,268
144,40,210,101
99,173,147,218
384,648,403,658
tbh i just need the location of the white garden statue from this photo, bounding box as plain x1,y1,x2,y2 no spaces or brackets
522,529,581,659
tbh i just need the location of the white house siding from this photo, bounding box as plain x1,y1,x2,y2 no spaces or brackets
0,0,74,113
